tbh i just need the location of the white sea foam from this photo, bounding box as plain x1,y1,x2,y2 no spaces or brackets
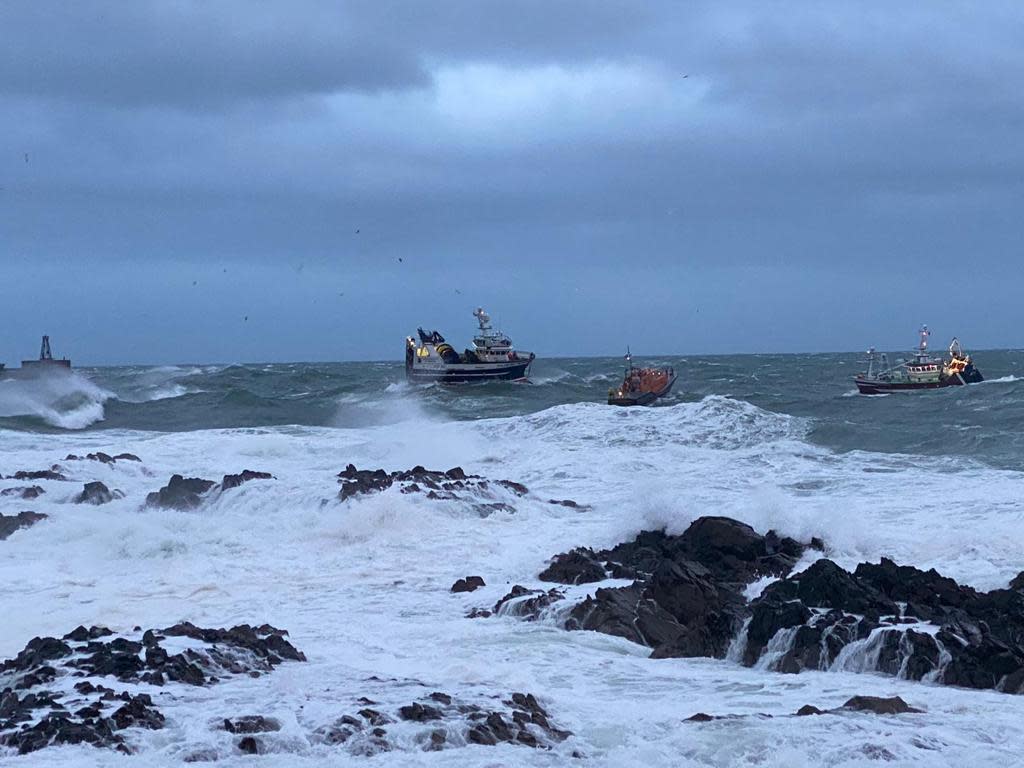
0,372,112,429
1,395,1023,765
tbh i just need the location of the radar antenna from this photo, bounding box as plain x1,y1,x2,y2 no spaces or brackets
473,307,491,331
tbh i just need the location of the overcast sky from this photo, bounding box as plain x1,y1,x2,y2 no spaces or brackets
1,1,1022,365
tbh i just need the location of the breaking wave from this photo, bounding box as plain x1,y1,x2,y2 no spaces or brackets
0,373,112,430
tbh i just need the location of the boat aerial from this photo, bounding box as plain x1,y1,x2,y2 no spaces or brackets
608,350,676,406
1,336,72,378
854,326,983,395
405,308,535,383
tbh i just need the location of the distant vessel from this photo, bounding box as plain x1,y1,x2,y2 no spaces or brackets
1,336,72,378
854,326,983,395
405,308,535,383
608,351,676,406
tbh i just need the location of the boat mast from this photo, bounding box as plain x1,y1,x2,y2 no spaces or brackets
916,325,930,361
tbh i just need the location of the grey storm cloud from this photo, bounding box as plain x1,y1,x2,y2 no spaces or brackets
1,1,1023,363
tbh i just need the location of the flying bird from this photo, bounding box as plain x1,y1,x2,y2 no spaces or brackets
355,229,360,234
23,153,29,163
398,257,403,263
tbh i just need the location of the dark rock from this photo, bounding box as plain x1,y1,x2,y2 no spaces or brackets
0,622,306,754
398,703,442,722
0,511,47,540
538,549,607,585
762,559,899,618
548,499,585,508
841,696,922,715
742,591,813,666
451,576,486,593
0,485,44,499
358,708,391,726
75,481,116,505
686,712,716,722
796,705,825,716
338,465,394,500
428,692,452,705
569,558,745,660
111,695,165,730
855,558,973,612
224,715,281,734
1010,572,1024,592
63,625,113,642
13,470,67,481
220,470,274,491
427,729,446,750
467,724,498,745
145,474,216,510
237,736,261,754
492,585,564,620
498,480,529,496
114,453,142,462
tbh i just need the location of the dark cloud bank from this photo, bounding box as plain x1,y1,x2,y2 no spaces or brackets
1,1,1022,364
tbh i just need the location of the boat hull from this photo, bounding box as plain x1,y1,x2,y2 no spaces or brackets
855,370,983,395
406,359,532,384
608,373,677,407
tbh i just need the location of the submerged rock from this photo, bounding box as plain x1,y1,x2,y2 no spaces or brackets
337,464,530,506
12,469,67,482
0,511,47,540
0,485,44,500
841,695,923,715
220,470,274,491
223,716,281,734
75,481,121,505
64,452,141,464
315,690,569,755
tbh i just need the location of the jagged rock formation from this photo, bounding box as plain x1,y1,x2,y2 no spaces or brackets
735,556,1024,693
490,516,1024,695
310,690,569,755
337,465,530,515
0,623,305,754
145,471,275,509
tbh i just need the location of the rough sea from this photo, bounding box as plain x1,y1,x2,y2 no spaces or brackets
2,351,1023,766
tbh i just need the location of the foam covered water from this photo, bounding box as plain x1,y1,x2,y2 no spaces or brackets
2,354,1024,765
